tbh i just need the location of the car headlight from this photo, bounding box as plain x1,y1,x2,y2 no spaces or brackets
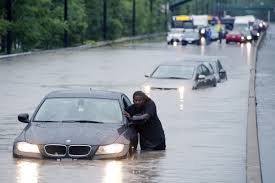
16,142,40,153
247,35,252,40
241,36,245,40
96,144,124,155
200,29,205,34
257,33,260,37
144,85,151,95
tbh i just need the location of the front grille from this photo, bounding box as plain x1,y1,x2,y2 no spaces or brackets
44,144,67,157
68,145,91,157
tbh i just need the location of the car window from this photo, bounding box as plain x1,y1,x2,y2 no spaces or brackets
203,62,214,74
34,98,123,124
197,66,203,75
151,65,195,79
217,60,223,70
201,65,210,76
122,96,132,108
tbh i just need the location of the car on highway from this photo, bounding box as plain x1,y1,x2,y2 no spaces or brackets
167,29,184,44
225,31,246,44
142,62,217,96
181,30,201,45
13,89,138,160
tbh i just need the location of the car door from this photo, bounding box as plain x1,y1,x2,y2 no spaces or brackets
195,65,205,88
217,60,227,80
201,65,212,86
121,95,138,151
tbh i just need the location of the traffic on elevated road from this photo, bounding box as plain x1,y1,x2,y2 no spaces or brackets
167,14,267,45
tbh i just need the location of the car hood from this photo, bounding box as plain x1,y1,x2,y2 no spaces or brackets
24,122,125,145
143,78,193,90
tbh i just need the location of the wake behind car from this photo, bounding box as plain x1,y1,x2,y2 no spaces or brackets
13,89,138,160
143,62,217,96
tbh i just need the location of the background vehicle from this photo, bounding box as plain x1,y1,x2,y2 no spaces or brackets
220,16,235,31
171,15,194,31
181,30,201,45
143,62,217,94
225,31,246,44
13,90,138,160
167,29,184,44
192,15,209,37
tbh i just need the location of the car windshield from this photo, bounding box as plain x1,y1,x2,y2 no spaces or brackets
34,98,123,123
170,29,183,34
151,65,195,79
234,24,249,32
172,21,194,29
183,31,198,37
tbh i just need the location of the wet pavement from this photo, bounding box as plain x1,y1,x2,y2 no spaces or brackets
256,24,275,183
0,38,255,182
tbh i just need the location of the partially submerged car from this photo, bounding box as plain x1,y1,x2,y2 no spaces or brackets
142,62,217,95
13,89,138,160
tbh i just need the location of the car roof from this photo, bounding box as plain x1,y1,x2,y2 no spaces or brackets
45,89,124,99
158,61,202,67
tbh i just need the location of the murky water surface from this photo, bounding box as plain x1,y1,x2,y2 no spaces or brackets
0,38,254,182
256,24,275,183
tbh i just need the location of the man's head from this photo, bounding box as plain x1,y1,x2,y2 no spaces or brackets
133,91,148,109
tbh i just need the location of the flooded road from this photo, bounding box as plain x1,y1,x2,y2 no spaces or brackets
0,39,254,182
256,24,275,183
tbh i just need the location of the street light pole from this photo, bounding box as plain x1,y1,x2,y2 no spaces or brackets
132,0,136,36
64,0,68,47
103,0,107,40
150,0,153,33
5,0,12,54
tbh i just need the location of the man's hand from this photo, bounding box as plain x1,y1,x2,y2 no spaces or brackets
123,111,131,118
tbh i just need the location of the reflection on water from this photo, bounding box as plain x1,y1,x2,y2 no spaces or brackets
103,161,122,183
200,38,206,55
16,160,39,183
246,42,252,65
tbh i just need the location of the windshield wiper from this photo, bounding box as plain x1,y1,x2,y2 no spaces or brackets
34,120,59,123
166,77,188,79
61,120,103,124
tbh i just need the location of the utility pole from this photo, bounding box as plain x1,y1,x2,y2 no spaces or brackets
132,0,136,36
5,0,12,54
150,0,153,33
165,0,168,32
64,0,68,47
103,0,107,40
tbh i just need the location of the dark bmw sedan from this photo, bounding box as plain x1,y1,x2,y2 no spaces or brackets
13,89,138,160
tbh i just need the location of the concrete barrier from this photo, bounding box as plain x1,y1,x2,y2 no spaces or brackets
0,33,165,59
246,31,266,183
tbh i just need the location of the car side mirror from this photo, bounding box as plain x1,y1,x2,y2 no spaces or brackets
219,69,226,74
144,74,150,78
18,113,30,123
198,75,206,80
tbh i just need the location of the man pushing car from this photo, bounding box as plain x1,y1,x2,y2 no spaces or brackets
123,91,166,151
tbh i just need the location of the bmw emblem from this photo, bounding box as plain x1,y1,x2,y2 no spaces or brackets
65,139,71,144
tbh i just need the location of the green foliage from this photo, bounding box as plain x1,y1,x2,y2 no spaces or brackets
2,0,168,52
